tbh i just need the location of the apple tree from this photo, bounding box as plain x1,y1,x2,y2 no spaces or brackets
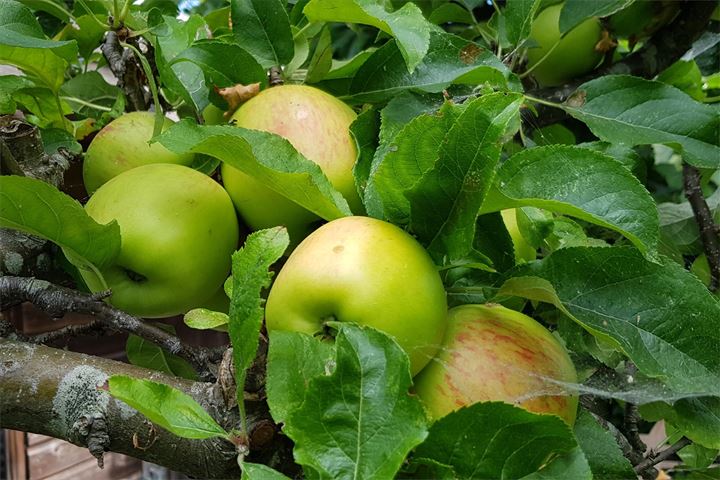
1,0,719,479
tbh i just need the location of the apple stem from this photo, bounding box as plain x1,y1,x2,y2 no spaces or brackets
269,66,284,87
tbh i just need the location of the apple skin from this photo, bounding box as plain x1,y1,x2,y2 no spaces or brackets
526,3,602,87
501,209,536,263
221,85,362,244
81,163,239,318
413,304,578,425
265,216,448,375
83,111,194,194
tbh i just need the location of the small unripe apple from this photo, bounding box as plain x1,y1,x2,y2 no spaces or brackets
83,111,194,193
265,216,448,375
414,304,578,425
81,163,239,318
221,85,362,244
501,209,536,263
526,3,603,86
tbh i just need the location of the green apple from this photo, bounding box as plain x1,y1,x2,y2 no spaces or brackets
221,85,362,244
83,111,194,194
81,163,239,318
501,209,536,263
414,304,578,425
202,103,227,125
526,3,603,86
265,216,448,375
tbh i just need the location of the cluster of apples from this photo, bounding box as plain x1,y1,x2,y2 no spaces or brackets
85,92,579,426
81,82,577,425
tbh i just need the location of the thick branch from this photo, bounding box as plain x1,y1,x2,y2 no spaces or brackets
1,117,74,283
101,31,149,112
0,339,281,478
525,1,716,127
0,276,223,380
634,437,691,475
683,164,720,291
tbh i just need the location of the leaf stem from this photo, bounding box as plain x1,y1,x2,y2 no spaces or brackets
293,21,317,40
76,0,109,29
517,41,560,79
523,94,563,109
121,41,164,137
60,96,113,112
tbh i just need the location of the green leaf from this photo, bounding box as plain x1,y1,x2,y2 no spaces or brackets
228,227,288,429
184,308,229,330
150,12,211,114
414,402,589,479
578,141,646,181
60,71,122,117
126,332,197,381
40,127,82,154
429,3,474,25
364,91,446,218
283,324,428,479
368,101,464,224
562,75,720,168
559,0,632,34
497,246,720,397
347,30,511,102
266,330,334,425
0,75,34,112
18,0,72,21
671,398,720,449
305,0,430,72
0,175,120,270
573,410,635,480
64,14,106,62
409,92,523,263
12,86,71,128
483,145,659,259
305,25,332,84
107,375,228,440
231,0,293,69
156,120,352,220
502,0,540,46
0,0,77,91
241,462,291,480
167,40,268,110
657,60,705,101
659,189,720,256
349,107,379,202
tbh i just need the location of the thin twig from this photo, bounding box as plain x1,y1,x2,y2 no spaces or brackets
634,437,691,474
683,164,720,292
0,276,223,380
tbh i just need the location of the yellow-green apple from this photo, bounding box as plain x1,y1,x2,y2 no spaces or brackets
501,209,536,263
221,85,362,244
265,216,447,375
83,111,194,193
414,304,578,425
80,163,239,318
526,3,603,86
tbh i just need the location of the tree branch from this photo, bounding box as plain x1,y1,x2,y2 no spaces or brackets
524,1,717,128
101,30,149,112
0,339,285,478
0,276,224,380
683,164,720,292
634,437,691,475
